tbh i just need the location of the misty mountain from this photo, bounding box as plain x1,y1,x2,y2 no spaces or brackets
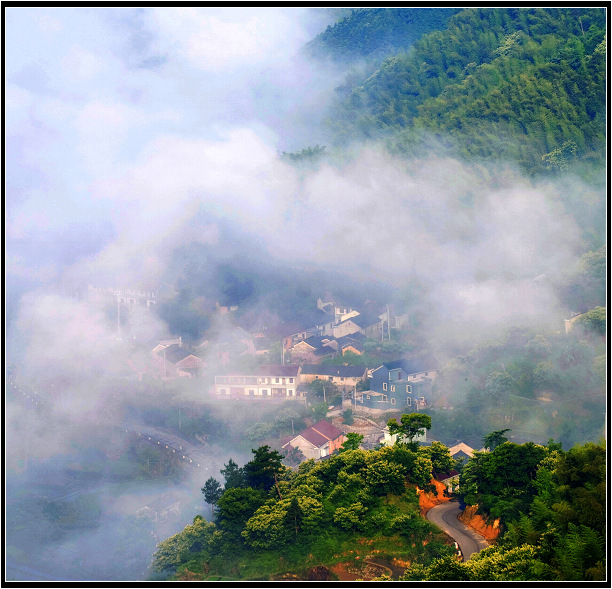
4,7,606,584
325,7,606,174
305,7,461,64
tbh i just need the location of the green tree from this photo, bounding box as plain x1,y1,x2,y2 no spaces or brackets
242,495,323,549
220,458,244,490
245,421,274,442
387,413,432,449
284,495,304,541
310,402,329,422
482,428,511,450
333,502,368,532
423,441,454,473
573,306,606,336
363,458,406,497
243,445,284,492
459,441,549,522
339,432,364,452
215,487,267,541
151,515,215,574
201,477,223,518
341,407,354,425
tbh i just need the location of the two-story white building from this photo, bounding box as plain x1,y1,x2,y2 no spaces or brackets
213,365,302,399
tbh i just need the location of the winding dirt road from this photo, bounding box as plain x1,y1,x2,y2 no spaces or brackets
426,500,489,561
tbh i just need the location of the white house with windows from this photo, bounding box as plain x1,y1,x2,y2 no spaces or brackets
213,365,302,399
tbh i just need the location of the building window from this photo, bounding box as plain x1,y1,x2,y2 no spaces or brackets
367,395,371,399
220,388,227,394
275,378,280,383
406,385,412,393
382,395,388,402
391,398,396,404
249,389,255,396
425,372,429,376
383,382,388,391
262,389,268,396
391,385,396,392
288,389,293,396
407,397,411,406
289,378,294,383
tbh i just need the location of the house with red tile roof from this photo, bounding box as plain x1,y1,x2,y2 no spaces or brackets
282,419,346,461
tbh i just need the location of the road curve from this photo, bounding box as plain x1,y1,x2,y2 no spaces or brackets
426,501,489,561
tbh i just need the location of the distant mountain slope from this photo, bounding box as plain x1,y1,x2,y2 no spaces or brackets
305,7,461,63
327,7,606,174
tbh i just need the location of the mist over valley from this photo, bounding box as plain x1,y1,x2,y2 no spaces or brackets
4,7,606,582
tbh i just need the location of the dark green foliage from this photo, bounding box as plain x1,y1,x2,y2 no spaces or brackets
557,246,607,312
280,145,326,164
327,7,606,174
387,413,431,449
215,487,268,540
202,478,223,517
451,440,606,580
242,445,284,492
459,441,548,522
341,407,354,425
482,428,511,450
423,441,454,474
284,496,304,540
572,306,606,336
150,439,453,579
339,432,363,452
306,7,461,63
220,458,245,490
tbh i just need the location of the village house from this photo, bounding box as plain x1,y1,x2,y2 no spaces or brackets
435,469,461,493
290,335,338,363
337,333,366,356
152,337,183,355
331,312,385,340
213,364,302,400
448,442,476,464
88,284,157,308
282,419,346,461
136,494,181,522
152,344,206,378
350,355,439,413
300,364,367,391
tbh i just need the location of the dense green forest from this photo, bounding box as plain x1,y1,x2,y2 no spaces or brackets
403,438,605,581
148,416,456,581
148,416,605,581
305,7,461,63
325,7,606,175
147,8,606,581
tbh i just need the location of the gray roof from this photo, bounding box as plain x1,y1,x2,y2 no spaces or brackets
349,313,382,329
301,364,366,378
384,354,439,375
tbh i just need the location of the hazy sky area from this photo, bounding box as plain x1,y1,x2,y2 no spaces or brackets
4,6,605,583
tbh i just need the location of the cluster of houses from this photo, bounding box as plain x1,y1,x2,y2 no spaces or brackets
112,288,440,414
211,354,439,414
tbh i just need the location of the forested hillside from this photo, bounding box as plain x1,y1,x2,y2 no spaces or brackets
149,428,457,581
305,7,461,63
404,439,605,581
326,7,606,174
